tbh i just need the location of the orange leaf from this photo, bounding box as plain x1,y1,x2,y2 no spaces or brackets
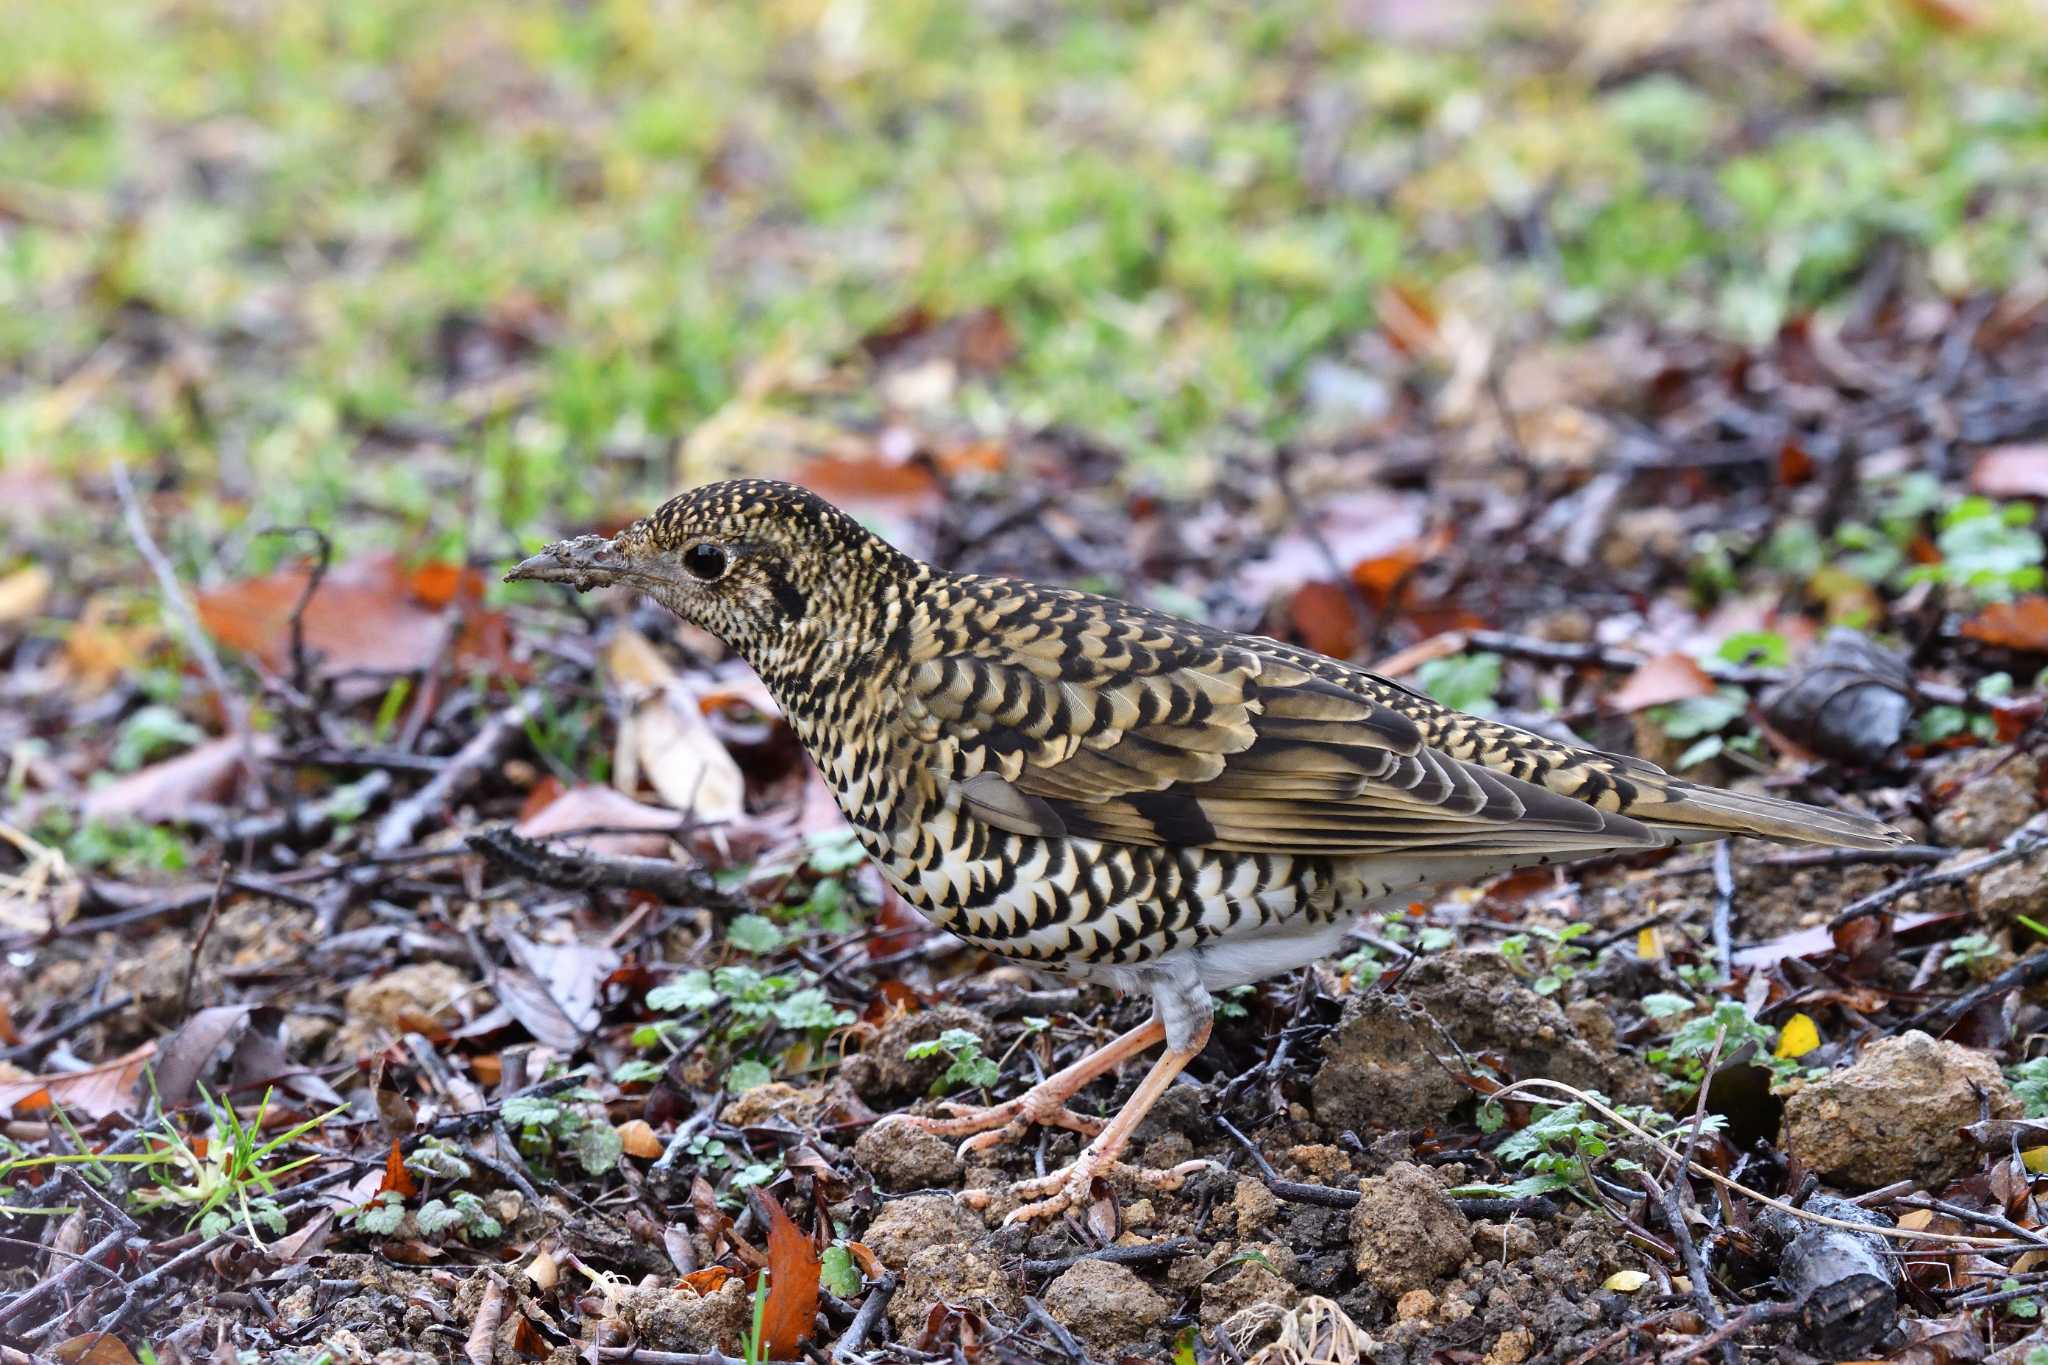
1289,581,1362,660
680,1265,734,1294
51,1334,140,1365
1961,598,2048,654
379,1138,417,1198
753,1191,821,1361
0,1043,155,1120
1605,653,1716,713
196,552,511,681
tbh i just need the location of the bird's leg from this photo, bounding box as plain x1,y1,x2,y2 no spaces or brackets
881,1016,1166,1154
966,1015,1216,1226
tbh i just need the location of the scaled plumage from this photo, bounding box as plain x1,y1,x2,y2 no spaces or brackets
510,479,1902,1221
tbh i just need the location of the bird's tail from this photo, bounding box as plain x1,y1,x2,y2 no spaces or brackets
1628,781,1903,850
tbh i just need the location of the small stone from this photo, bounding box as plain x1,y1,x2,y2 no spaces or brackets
1472,1220,1541,1260
1483,1327,1536,1365
861,1194,984,1269
1122,1198,1156,1229
1284,1143,1353,1185
613,1278,750,1354
1394,1289,1436,1321
1933,752,2041,848
839,1006,993,1103
888,1247,1020,1338
1782,1030,2021,1187
1975,852,2048,922
1042,1259,1170,1354
1231,1177,1281,1240
1350,1163,1470,1295
718,1082,822,1129
852,1121,965,1191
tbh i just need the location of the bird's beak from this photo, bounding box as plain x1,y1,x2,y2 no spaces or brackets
505,533,658,593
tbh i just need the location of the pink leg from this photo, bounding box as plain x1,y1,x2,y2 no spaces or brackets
881,1016,1167,1154
964,1015,1217,1225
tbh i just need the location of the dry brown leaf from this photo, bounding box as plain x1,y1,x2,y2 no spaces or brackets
605,628,745,822
1973,445,2048,498
755,1191,821,1361
197,552,515,684
1605,652,1717,713
1960,597,2048,654
0,1042,156,1120
0,564,52,624
515,783,677,858
80,733,276,825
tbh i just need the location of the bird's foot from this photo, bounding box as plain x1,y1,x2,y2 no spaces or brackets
962,1153,1221,1226
878,1091,1107,1158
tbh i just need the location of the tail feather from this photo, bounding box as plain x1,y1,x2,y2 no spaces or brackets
1631,781,1903,850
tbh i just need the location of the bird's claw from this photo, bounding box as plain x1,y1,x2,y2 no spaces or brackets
877,1097,1107,1161
962,1156,1222,1225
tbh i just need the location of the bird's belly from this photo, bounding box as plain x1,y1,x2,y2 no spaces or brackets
873,810,1390,973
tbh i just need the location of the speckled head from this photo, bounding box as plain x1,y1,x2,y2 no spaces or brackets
507,479,916,663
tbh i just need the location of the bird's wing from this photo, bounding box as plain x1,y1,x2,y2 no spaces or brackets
904,581,1899,858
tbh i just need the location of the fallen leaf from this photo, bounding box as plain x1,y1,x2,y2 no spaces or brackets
1289,582,1363,660
62,597,161,693
1971,445,2048,498
754,1191,821,1360
515,783,677,858
527,1248,560,1291
0,564,52,625
1774,1013,1820,1059
1762,628,1915,766
153,1003,255,1108
50,1334,139,1365
1604,1270,1649,1293
1604,653,1715,713
197,552,515,686
680,1265,733,1294
1961,597,2048,654
379,1137,418,1198
1901,0,1983,30
0,1042,156,1120
493,923,615,1049
605,628,746,823
80,733,276,825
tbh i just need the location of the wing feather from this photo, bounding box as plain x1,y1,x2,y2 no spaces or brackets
906,579,1901,858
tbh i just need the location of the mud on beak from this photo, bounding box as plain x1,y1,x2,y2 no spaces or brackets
505,534,647,593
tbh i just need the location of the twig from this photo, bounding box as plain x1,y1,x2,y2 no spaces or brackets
0,1227,134,1333
1643,1172,1735,1365
1021,1238,1196,1277
178,861,229,1015
0,995,135,1064
468,827,743,910
1021,1295,1097,1365
1895,945,2048,1039
112,462,263,803
1709,842,1734,984
1656,1301,1802,1364
1830,813,2048,930
1495,1079,2020,1249
370,689,541,856
831,1272,897,1363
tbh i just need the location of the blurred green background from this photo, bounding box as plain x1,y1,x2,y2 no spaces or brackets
3,0,2045,555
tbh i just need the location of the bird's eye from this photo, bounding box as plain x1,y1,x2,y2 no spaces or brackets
682,542,728,582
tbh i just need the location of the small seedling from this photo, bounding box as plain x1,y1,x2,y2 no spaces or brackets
906,1027,1000,1096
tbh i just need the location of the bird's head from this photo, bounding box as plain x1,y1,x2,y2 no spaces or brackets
507,479,912,666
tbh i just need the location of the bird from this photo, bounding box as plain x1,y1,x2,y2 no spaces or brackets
508,478,1903,1223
